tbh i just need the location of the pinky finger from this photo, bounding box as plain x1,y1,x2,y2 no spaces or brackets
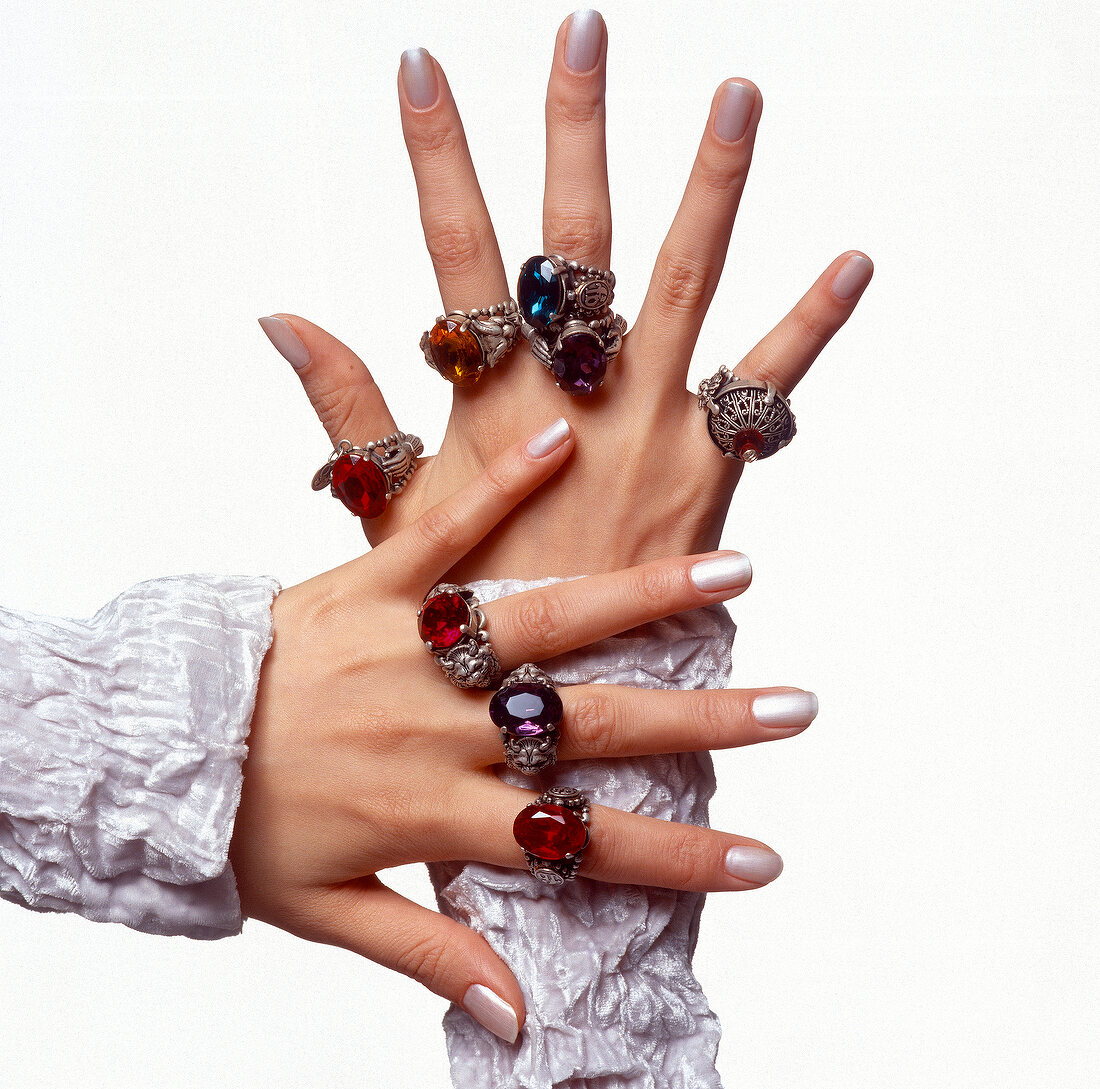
310,876,524,1043
735,251,874,395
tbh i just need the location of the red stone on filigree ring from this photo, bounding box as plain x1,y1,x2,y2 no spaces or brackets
418,591,472,651
513,803,589,861
331,453,389,519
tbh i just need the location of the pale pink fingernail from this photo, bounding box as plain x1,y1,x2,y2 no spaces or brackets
714,80,756,142
463,984,520,1043
565,10,604,73
258,316,310,370
526,417,571,458
724,846,784,886
832,254,874,300
753,691,819,730
689,552,752,593
401,47,439,110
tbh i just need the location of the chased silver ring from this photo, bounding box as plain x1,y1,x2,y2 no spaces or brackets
697,367,797,462
489,664,562,775
418,583,502,690
420,299,521,386
311,432,423,518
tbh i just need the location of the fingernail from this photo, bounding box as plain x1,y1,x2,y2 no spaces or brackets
564,9,604,73
258,316,310,370
401,47,439,109
689,552,752,593
526,417,571,458
714,80,756,142
753,691,819,730
462,984,519,1044
831,254,874,300
724,846,784,886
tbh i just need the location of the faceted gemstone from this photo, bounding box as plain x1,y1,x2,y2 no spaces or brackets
428,318,484,386
418,592,472,650
732,428,764,461
518,256,564,332
550,331,607,395
513,803,589,860
489,682,563,738
330,453,388,519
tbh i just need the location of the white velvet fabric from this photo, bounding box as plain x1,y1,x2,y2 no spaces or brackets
0,575,278,939
433,576,736,1089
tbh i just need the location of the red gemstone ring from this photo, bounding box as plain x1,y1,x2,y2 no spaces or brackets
312,432,423,519
420,299,521,387
513,786,591,885
697,367,797,463
418,583,502,689
489,664,562,775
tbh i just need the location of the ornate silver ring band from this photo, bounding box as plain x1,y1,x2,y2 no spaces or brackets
512,786,591,886
420,299,521,387
489,664,562,775
697,367,797,462
311,432,424,519
418,583,502,690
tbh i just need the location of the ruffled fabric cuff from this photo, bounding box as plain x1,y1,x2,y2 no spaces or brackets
434,575,735,1089
0,574,279,939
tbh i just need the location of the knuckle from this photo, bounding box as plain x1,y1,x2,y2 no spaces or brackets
394,932,450,993
652,257,711,315
656,825,715,889
414,504,462,555
511,593,571,658
567,693,619,759
478,458,516,504
310,381,361,441
791,304,834,350
627,563,681,614
424,216,488,275
404,121,464,161
685,691,731,747
546,89,604,130
543,209,611,260
692,149,747,197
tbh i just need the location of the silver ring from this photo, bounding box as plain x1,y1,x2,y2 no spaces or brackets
418,583,502,689
311,432,424,518
420,299,521,386
489,664,562,775
512,786,591,885
697,367,797,462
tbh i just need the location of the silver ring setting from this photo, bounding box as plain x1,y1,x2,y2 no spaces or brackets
420,299,521,386
418,583,502,690
513,786,591,885
311,432,423,518
489,664,562,775
697,367,797,462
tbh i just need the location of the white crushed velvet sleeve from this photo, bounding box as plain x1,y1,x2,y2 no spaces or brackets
432,575,735,1089
0,574,279,940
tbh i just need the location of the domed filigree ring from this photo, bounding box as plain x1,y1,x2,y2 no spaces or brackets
490,664,562,775
418,584,502,690
697,367,797,462
311,432,423,519
420,299,521,387
513,786,591,885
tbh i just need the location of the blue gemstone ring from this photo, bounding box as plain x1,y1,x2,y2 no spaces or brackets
517,254,627,396
490,663,563,775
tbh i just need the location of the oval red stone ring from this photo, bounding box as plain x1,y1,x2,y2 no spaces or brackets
697,367,797,463
311,432,424,519
420,299,521,387
418,583,502,689
513,786,591,886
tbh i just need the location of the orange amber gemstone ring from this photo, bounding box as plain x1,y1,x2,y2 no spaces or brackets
420,299,521,387
697,367,797,463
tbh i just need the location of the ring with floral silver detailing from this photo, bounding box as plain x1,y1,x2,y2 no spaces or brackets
513,786,591,885
517,253,627,395
311,432,424,519
420,299,521,386
697,367,797,462
418,584,502,689
490,664,562,775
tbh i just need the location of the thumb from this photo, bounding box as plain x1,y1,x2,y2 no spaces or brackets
258,313,397,446
312,876,525,1044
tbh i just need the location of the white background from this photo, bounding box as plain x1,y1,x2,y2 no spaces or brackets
1,1,1097,1086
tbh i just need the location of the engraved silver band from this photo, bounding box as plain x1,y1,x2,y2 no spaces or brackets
519,786,591,885
697,367,797,462
419,583,502,690
420,299,521,383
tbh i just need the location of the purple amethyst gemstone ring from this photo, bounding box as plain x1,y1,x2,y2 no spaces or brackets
490,664,563,775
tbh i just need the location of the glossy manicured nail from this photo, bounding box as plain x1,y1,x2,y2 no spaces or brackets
565,9,604,73
714,80,756,142
258,316,310,370
526,417,571,458
463,984,519,1043
690,552,752,593
401,47,439,109
753,691,819,730
832,254,874,300
724,846,784,886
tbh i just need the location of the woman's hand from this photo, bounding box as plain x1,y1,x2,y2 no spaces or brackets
230,420,814,1041
258,11,873,580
